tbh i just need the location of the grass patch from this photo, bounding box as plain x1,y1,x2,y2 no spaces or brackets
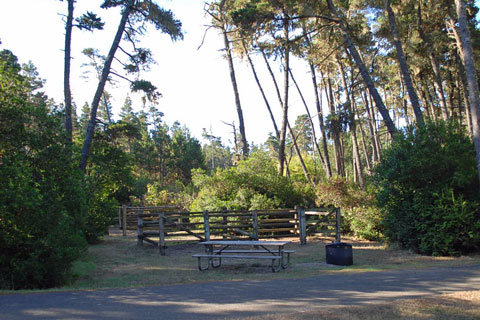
62,228,480,290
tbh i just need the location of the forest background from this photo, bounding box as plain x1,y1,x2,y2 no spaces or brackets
1,0,480,290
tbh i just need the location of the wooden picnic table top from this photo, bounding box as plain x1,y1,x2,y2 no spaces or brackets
200,240,291,246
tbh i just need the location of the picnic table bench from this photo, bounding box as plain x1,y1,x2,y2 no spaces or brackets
193,240,293,272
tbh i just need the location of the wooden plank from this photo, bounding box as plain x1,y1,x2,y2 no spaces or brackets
259,234,297,239
231,227,254,238
213,250,295,254
137,210,144,246
258,228,297,233
307,223,336,227
258,222,296,227
142,231,160,236
200,240,291,246
257,212,294,217
163,216,204,241
203,211,210,241
257,210,296,214
143,237,158,246
159,213,166,255
208,213,252,218
192,254,281,260
252,210,258,240
258,218,293,223
164,222,204,228
121,205,127,236
209,224,252,230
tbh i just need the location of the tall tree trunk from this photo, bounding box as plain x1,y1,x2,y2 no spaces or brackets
337,58,364,187
260,47,290,172
303,27,333,178
367,91,382,161
259,29,289,176
417,73,438,122
417,80,433,121
457,54,473,135
386,0,424,126
260,48,283,105
417,5,449,121
222,26,248,158
242,40,279,137
456,76,464,126
79,0,134,172
455,0,480,186
289,68,327,173
447,68,457,120
287,121,315,187
278,17,290,176
356,104,372,173
312,68,333,178
399,73,410,126
327,77,344,177
448,16,472,134
64,0,74,151
326,0,397,138
362,91,379,164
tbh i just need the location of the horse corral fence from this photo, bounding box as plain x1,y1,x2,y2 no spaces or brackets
120,206,341,255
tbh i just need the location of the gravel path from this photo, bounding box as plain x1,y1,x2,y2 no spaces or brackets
1,264,480,320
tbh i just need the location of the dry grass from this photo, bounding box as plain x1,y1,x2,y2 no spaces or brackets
231,291,480,320
67,228,480,290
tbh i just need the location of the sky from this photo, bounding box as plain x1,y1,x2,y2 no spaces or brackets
0,0,315,147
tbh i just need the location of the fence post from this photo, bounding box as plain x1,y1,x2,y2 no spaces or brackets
251,210,258,240
297,206,307,245
222,207,228,239
203,210,210,241
121,204,127,237
159,212,166,256
335,208,341,243
137,210,143,246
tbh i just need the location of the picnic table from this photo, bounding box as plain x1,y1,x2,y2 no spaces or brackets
192,240,293,272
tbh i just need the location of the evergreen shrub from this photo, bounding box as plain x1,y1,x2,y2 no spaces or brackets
373,121,480,256
0,50,87,289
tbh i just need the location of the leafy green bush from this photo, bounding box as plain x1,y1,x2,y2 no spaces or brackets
83,136,134,243
373,121,480,256
190,151,312,211
316,178,383,240
0,50,87,289
144,180,194,209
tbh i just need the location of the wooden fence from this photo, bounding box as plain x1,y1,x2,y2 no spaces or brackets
120,205,341,255
119,206,180,235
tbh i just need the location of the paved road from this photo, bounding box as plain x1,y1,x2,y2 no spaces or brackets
1,265,480,320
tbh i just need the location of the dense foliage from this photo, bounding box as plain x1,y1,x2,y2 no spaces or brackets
316,178,382,241
190,151,313,211
83,134,134,243
373,122,480,256
0,51,87,289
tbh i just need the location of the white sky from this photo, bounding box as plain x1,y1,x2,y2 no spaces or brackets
0,0,319,146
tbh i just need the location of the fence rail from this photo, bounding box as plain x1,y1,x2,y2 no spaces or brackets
121,205,341,255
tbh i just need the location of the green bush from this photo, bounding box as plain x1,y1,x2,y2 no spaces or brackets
373,121,480,256
316,178,383,241
144,180,193,209
83,136,134,243
190,151,312,211
0,50,87,289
